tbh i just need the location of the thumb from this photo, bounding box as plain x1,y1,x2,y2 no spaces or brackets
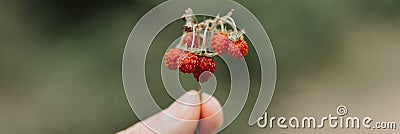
117,90,201,134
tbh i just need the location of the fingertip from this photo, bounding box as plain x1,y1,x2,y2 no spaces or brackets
154,91,201,133
199,93,223,134
164,90,201,120
119,91,202,134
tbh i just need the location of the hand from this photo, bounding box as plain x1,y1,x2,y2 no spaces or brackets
117,90,223,134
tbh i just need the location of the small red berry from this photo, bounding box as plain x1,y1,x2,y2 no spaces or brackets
228,42,241,59
228,39,248,59
193,56,216,83
194,71,213,83
182,32,202,48
237,39,248,56
211,33,229,55
164,48,184,70
179,53,199,74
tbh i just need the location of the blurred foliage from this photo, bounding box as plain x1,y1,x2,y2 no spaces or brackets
0,0,399,133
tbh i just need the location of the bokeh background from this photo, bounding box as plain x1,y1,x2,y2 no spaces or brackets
1,0,400,133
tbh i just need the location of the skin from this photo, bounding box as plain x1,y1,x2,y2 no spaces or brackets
117,90,223,134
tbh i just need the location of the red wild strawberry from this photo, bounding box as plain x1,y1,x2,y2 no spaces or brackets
211,33,229,55
228,39,248,59
194,71,213,83
164,48,184,70
179,53,198,74
193,56,216,83
236,39,248,57
181,32,202,48
228,42,240,59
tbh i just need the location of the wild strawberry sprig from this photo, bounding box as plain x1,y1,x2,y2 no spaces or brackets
164,8,248,83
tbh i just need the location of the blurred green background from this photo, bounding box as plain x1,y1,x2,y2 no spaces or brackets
1,0,400,133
